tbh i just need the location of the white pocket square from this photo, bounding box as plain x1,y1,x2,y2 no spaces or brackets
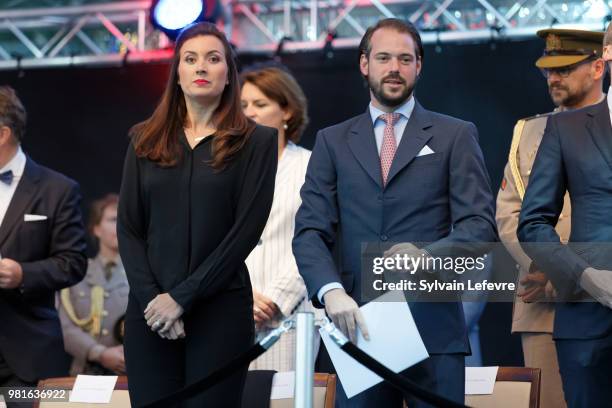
24,214,47,222
417,145,435,157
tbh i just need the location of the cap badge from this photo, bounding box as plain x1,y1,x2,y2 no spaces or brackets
546,34,562,50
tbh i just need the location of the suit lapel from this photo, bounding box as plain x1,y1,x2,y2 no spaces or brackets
0,157,41,248
386,102,433,186
347,112,383,188
585,100,612,172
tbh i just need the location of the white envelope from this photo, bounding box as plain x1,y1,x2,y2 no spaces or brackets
417,145,435,157
465,366,499,394
320,291,429,398
24,214,47,222
270,371,295,399
69,375,118,403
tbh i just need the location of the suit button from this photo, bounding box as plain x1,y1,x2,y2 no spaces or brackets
516,264,520,270
102,329,109,336
102,310,108,317
559,214,564,220
380,235,388,241
257,239,263,246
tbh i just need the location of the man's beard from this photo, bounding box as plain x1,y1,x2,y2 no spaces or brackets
549,85,570,106
549,84,587,108
369,75,414,108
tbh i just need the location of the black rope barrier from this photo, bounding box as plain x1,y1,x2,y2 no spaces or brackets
141,321,294,408
141,318,470,408
340,342,469,408
143,343,267,407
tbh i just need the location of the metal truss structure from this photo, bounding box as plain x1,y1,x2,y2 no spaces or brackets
234,0,612,52
0,1,172,70
0,0,611,70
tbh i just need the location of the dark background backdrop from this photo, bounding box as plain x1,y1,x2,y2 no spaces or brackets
0,36,565,367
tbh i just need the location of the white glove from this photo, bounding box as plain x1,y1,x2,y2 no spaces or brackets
580,267,612,309
323,288,370,343
384,242,420,258
383,242,428,274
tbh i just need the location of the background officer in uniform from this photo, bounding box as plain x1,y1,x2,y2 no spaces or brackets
59,193,128,375
496,29,605,408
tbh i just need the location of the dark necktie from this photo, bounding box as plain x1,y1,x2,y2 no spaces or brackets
0,170,13,186
103,261,116,281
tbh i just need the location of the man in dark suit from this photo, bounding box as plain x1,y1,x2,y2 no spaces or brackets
517,25,612,408
293,18,497,407
0,86,87,406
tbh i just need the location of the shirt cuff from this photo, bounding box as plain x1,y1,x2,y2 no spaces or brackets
317,282,344,305
263,286,306,318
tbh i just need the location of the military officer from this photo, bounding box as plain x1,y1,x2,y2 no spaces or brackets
59,193,129,375
496,29,605,408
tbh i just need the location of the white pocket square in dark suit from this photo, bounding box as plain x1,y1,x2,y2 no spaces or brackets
417,145,435,157
24,214,47,222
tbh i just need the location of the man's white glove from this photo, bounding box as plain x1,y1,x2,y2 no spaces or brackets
384,242,429,274
384,242,420,258
580,267,612,309
323,288,370,343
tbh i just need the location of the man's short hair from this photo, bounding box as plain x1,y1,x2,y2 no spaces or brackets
0,86,26,142
358,18,424,62
605,22,612,47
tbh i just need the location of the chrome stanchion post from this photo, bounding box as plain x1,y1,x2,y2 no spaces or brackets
294,312,315,408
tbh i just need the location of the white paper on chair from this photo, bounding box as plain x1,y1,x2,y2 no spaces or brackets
69,375,118,403
320,290,429,399
465,366,498,395
270,371,295,399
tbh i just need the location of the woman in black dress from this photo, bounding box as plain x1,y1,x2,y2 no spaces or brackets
117,22,277,407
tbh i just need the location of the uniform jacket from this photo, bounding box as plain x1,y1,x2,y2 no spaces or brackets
497,113,571,333
59,256,128,375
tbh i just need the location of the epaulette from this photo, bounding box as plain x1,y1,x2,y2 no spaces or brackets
518,111,557,122
60,286,106,337
508,111,556,200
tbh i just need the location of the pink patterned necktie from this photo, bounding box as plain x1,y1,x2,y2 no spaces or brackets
379,112,401,186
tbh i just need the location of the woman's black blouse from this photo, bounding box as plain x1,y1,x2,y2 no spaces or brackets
117,125,277,313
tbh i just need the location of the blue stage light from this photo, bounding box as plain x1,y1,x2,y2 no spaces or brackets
150,0,205,40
